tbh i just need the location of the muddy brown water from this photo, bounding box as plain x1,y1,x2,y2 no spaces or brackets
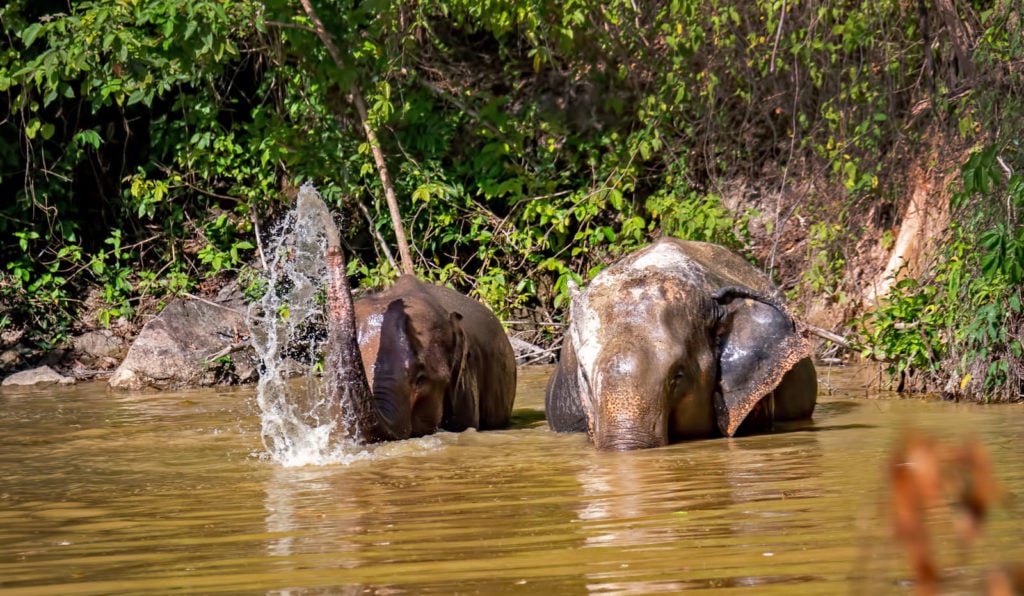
1,365,1022,594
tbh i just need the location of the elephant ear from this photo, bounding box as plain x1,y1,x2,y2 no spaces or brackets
713,287,812,437
441,311,480,431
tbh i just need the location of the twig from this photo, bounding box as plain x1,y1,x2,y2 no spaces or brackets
204,341,250,363
998,155,1016,223
769,51,800,278
265,20,316,33
354,199,399,271
803,323,854,349
252,210,268,272
502,319,566,327
509,336,558,365
182,292,246,316
71,368,114,380
519,349,559,365
769,0,787,74
802,323,896,364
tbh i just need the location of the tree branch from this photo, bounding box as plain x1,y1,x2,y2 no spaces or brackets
298,0,414,276
354,199,399,271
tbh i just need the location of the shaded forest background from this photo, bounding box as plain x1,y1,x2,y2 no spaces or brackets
0,0,1021,400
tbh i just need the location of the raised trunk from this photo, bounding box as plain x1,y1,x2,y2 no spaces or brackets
300,184,389,444
324,244,377,443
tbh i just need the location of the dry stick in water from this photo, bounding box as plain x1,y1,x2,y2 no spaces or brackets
298,0,414,275
889,432,1008,596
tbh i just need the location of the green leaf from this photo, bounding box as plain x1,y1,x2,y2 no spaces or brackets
25,119,41,139
74,130,102,149
127,89,146,106
21,23,43,48
608,189,624,210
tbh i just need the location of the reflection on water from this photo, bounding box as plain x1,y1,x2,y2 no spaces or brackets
1,365,1022,594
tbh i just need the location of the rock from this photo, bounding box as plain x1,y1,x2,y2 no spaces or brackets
109,292,258,390
39,348,68,368
2,365,75,387
0,348,22,372
1,327,24,347
74,330,126,362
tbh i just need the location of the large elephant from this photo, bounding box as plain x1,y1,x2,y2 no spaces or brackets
545,237,816,450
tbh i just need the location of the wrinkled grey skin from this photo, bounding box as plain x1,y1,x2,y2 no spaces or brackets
345,275,517,442
545,238,816,450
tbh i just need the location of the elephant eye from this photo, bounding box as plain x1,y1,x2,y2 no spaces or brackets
415,371,428,387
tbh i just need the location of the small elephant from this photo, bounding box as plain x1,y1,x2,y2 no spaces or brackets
303,184,516,444
348,275,517,441
323,250,516,443
545,237,816,450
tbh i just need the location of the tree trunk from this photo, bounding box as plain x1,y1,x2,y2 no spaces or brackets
934,0,976,83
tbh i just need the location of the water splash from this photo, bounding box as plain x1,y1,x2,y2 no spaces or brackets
246,185,365,466
249,184,448,466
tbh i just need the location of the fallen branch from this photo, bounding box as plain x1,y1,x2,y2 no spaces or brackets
71,368,114,380
204,341,250,364
802,323,898,364
509,336,558,365
803,324,853,349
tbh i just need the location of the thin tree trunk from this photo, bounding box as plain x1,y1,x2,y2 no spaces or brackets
298,0,415,276
933,0,975,83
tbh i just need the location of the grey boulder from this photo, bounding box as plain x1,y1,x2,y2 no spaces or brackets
109,293,257,390
2,365,75,387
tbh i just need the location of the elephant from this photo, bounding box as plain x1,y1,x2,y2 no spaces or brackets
545,237,817,450
315,215,516,443
346,275,518,441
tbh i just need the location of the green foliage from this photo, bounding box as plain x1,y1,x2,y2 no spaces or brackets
0,0,1021,404
858,277,946,380
803,219,848,298
88,230,135,327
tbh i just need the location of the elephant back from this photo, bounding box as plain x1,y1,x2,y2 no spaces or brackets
668,239,781,299
418,279,518,428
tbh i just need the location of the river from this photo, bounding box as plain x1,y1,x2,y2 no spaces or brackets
1,365,1022,594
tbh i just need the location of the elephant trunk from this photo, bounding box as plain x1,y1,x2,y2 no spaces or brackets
595,432,667,451
304,184,391,444
588,351,669,451
324,243,383,443
592,390,669,451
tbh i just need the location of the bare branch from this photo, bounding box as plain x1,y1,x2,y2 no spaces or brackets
769,0,787,74
183,293,246,316
298,0,414,275
354,199,399,271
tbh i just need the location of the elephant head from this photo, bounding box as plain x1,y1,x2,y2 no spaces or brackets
545,237,816,450
349,278,475,441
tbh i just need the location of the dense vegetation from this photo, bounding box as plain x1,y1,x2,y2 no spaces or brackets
1,0,1021,400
